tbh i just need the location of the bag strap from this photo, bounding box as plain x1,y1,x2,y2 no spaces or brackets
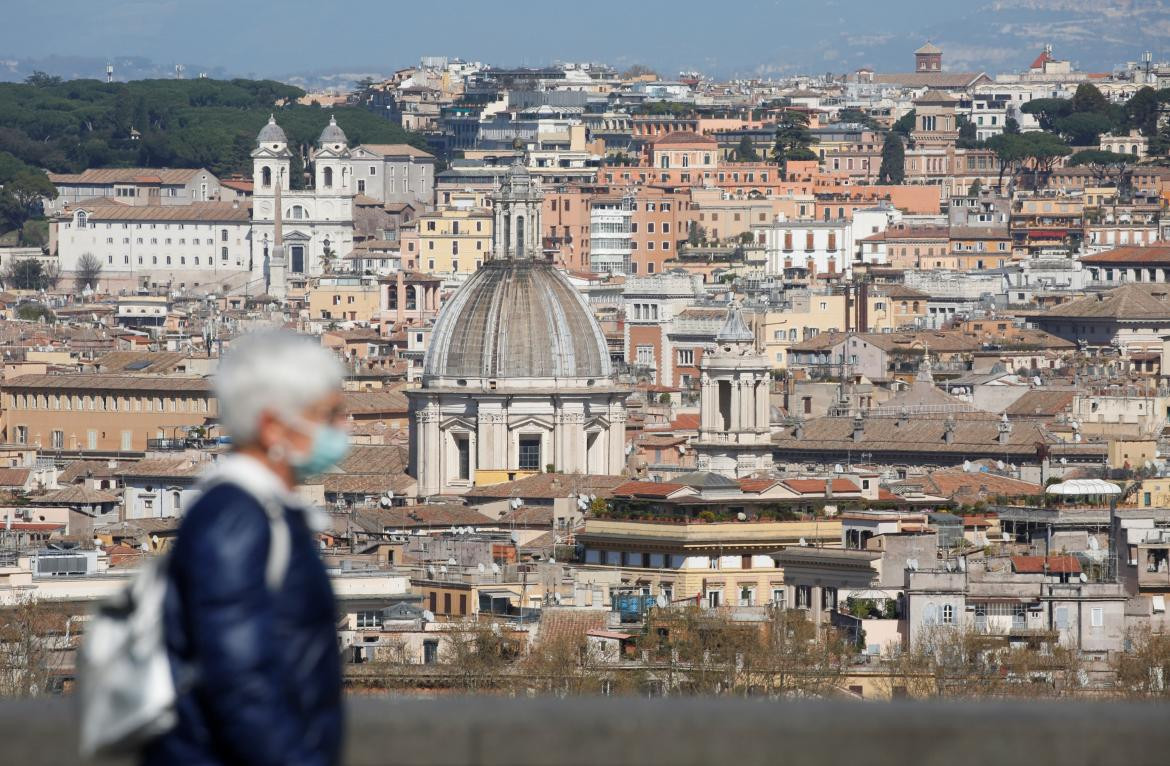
257,496,290,592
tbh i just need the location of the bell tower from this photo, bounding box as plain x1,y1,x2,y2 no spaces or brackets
490,162,544,261
694,303,775,478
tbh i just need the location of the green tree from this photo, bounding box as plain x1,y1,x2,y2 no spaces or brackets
688,221,705,247
1020,132,1072,189
772,109,816,178
1054,112,1115,145
1068,149,1136,191
877,132,905,184
4,259,55,291
1021,98,1072,131
23,71,62,88
986,133,1028,191
892,109,916,136
1071,82,1109,115
735,135,760,162
956,116,980,148
15,301,55,322
1125,87,1161,138
1004,116,1021,135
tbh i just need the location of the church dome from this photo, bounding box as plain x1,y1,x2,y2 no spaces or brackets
257,114,287,145
317,115,348,146
423,260,612,385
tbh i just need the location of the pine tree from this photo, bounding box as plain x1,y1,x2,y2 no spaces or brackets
878,133,905,184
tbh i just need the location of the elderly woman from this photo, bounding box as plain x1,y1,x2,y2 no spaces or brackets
144,331,348,766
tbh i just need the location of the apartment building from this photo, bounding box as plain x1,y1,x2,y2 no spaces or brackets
3,375,215,453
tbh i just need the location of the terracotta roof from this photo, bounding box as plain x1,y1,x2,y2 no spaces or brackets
871,72,988,88
0,468,31,487
1081,246,1170,265
920,470,1042,501
49,167,211,185
1039,284,1170,321
342,390,408,414
537,608,608,646
5,374,211,392
781,478,860,495
62,201,250,223
1011,554,1081,575
58,460,130,483
652,131,718,145
1004,390,1076,418
611,480,690,498
670,413,701,431
738,478,781,493
34,486,119,504
499,504,554,526
357,143,435,159
354,504,494,531
118,458,202,480
466,473,626,500
773,413,1057,457
93,351,190,374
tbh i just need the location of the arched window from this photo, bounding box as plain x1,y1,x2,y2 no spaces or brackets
942,604,954,625
261,166,272,187
77,211,88,228
290,205,305,220
323,167,333,188
924,602,938,625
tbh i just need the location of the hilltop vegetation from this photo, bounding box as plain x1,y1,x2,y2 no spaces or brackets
0,75,425,239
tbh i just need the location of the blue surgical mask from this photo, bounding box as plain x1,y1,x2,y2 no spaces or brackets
290,422,350,479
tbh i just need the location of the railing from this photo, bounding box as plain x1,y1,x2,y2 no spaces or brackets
7,698,1170,765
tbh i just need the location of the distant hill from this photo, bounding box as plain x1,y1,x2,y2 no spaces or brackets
0,76,425,241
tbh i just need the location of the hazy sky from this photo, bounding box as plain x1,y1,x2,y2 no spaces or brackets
3,0,1166,79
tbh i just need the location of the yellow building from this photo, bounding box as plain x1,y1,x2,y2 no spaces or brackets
307,275,381,323
417,207,493,275
4,374,215,453
754,293,849,369
1138,477,1170,508
577,517,842,606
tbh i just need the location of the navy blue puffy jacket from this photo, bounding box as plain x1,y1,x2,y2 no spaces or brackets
143,484,343,766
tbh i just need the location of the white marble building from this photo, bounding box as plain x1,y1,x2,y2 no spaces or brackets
250,116,356,294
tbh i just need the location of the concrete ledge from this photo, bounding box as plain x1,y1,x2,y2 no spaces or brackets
5,697,1170,766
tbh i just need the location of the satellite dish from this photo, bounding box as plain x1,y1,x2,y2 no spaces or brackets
478,562,486,573
426,565,435,578
962,460,972,473
799,537,808,547
491,562,501,574
139,542,150,551
553,593,563,604
439,565,447,575
996,460,1005,471
656,594,668,608
1079,572,1089,583
447,557,457,565
510,498,522,509
957,558,966,572
151,534,159,544
1088,536,1100,551
1060,457,1067,465
380,495,392,508
834,464,844,474
736,512,747,521
509,532,519,544
422,610,435,622
549,557,555,564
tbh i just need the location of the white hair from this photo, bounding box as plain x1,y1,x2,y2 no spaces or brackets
214,330,345,446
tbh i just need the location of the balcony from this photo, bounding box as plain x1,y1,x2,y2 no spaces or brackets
4,697,1168,765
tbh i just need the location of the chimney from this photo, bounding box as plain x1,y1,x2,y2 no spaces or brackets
997,413,1012,445
896,406,909,427
852,413,865,442
793,419,804,440
943,416,956,445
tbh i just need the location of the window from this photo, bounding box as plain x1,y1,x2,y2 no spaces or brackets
677,349,694,366
357,179,366,193
455,435,471,481
518,437,541,471
739,586,754,606
1055,606,1070,629
50,430,63,449
942,604,954,625
1091,607,1104,628
323,167,333,188
15,426,27,445
356,610,382,629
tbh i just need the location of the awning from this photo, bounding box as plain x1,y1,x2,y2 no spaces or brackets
1045,479,1121,496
